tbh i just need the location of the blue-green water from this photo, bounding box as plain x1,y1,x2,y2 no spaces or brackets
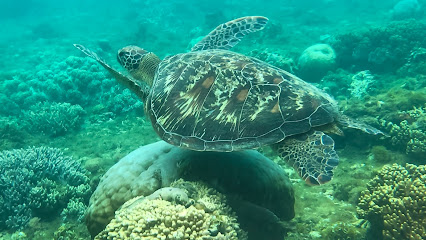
0,0,425,239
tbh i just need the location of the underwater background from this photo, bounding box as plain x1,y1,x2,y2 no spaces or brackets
0,0,425,239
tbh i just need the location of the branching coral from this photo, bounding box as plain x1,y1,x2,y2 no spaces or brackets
21,102,86,137
379,105,426,155
95,183,246,240
330,20,426,73
0,55,141,120
246,48,296,73
0,147,91,230
357,163,426,240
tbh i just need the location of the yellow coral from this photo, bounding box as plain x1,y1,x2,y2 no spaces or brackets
379,105,426,154
95,197,244,240
357,163,426,240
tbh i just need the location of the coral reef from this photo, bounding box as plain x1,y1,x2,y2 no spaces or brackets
357,163,426,240
246,48,296,73
0,116,27,150
398,47,426,77
95,195,244,240
329,20,426,73
321,222,366,240
85,141,294,238
392,0,421,20
85,141,187,237
370,146,399,164
21,102,86,137
0,147,91,230
348,70,375,99
0,55,141,118
96,181,246,239
379,105,426,155
319,69,353,96
297,43,336,82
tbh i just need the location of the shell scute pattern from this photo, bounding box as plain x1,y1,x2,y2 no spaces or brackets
148,50,337,151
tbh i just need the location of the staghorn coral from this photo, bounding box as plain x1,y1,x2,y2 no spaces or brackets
0,147,91,230
95,192,245,240
357,163,426,240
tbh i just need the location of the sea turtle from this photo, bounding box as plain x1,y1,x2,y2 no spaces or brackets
74,16,384,185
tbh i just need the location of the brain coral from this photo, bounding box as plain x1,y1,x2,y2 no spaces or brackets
95,189,245,240
85,141,294,238
357,163,425,240
297,43,336,82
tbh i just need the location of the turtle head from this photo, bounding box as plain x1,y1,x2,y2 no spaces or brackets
117,45,160,86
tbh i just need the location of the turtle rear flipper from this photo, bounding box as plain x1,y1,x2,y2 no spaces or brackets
274,131,339,185
191,16,268,51
337,114,388,136
73,44,150,101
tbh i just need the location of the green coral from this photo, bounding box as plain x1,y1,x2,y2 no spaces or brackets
245,48,296,73
370,146,399,163
397,47,426,77
357,163,426,240
330,20,426,73
379,105,426,155
322,222,366,240
0,147,92,230
21,102,86,137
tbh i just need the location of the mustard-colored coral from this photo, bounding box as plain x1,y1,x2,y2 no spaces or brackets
380,105,426,154
95,196,245,240
357,163,426,240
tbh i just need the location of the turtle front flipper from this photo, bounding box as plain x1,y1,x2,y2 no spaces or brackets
337,114,388,136
274,131,339,185
73,44,150,102
191,16,268,51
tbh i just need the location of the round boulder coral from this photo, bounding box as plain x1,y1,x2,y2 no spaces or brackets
95,197,244,240
297,43,336,82
85,141,294,237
